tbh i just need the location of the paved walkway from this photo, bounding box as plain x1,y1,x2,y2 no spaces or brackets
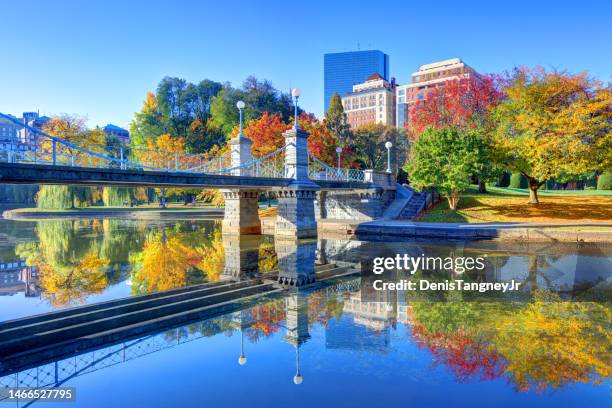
318,219,612,242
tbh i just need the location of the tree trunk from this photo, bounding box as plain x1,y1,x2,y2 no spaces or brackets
478,178,487,193
160,188,167,209
527,178,540,205
447,190,460,211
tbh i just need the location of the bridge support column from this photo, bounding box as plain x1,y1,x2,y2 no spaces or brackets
275,128,320,238
229,135,253,176
222,133,261,235
221,189,261,235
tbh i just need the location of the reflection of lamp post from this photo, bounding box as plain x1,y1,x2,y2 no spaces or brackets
292,88,301,130
236,100,245,139
238,330,247,366
293,346,303,385
385,141,392,173
336,146,342,176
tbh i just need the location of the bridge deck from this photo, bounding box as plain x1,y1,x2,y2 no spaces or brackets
0,163,371,189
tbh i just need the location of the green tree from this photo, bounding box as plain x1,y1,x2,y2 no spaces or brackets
351,124,400,170
129,92,166,148
405,127,492,210
210,76,295,138
492,68,611,204
324,92,351,143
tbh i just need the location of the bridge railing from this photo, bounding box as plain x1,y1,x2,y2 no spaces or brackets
307,152,365,182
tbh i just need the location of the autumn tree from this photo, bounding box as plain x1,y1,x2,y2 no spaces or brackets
300,113,344,165
409,75,503,136
492,68,612,204
241,112,288,156
37,115,106,209
410,75,504,192
405,127,493,210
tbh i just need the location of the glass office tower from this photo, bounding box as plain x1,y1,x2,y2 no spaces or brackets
323,50,389,112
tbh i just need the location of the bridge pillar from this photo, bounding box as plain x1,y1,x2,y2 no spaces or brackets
222,134,261,235
275,238,316,287
221,189,262,235
275,128,319,238
222,234,260,280
229,135,253,176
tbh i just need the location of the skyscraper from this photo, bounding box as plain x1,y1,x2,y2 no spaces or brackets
323,50,389,113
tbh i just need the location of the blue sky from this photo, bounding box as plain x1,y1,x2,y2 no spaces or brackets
1,0,610,128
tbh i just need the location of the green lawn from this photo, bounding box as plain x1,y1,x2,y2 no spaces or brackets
419,186,612,223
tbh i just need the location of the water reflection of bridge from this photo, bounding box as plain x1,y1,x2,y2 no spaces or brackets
0,278,363,403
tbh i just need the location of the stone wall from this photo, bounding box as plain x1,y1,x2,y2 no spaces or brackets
315,188,395,221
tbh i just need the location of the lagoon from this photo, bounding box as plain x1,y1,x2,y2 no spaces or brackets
0,218,609,407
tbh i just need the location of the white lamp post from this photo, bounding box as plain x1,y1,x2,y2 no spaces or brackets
236,100,245,139
336,146,342,176
385,141,392,173
292,88,301,130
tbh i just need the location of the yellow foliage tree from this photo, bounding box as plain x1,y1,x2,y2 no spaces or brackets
493,68,612,204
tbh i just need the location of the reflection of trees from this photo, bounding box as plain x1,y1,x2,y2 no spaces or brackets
15,220,118,307
130,223,225,294
130,228,202,293
408,290,611,391
38,251,109,307
493,291,611,391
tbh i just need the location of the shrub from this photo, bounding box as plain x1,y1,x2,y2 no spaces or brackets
509,172,528,189
597,173,612,190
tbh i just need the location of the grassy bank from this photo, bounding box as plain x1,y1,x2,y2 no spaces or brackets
418,186,612,223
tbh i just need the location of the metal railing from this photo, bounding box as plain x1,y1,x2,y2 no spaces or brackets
307,152,365,182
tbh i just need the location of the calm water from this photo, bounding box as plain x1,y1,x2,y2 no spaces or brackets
0,218,610,407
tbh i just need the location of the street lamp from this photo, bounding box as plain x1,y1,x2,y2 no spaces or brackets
336,146,342,176
292,88,301,130
385,141,393,173
236,100,245,139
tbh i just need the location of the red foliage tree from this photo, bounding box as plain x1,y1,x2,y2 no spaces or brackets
409,75,504,139
243,112,289,156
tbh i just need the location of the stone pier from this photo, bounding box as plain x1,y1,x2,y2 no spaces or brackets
221,134,261,235
274,128,320,239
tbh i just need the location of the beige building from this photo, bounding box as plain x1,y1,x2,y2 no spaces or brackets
396,58,479,128
341,73,396,128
